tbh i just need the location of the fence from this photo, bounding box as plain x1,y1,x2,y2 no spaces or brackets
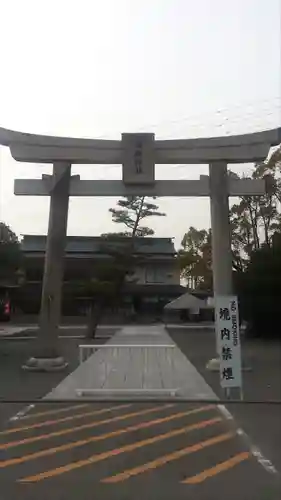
77,343,178,397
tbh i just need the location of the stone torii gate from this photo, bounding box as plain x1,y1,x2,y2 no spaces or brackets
0,126,280,372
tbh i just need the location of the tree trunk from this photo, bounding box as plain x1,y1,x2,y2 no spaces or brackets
247,203,259,250
132,197,145,236
87,301,103,339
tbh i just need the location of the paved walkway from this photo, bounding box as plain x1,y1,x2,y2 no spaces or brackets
0,323,218,334
45,325,218,401
0,326,25,336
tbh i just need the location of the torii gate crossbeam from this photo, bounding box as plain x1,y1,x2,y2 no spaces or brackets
14,177,265,197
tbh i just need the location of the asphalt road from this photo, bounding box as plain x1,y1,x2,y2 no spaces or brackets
168,328,281,475
0,327,280,499
0,400,280,500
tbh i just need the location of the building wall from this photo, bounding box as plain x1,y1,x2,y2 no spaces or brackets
24,256,180,286
131,263,180,285
20,236,181,315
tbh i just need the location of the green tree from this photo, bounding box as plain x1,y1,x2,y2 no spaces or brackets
0,222,23,285
257,146,281,235
266,144,281,173
229,159,281,271
180,157,281,287
108,196,166,237
178,156,281,337
238,232,281,338
78,236,138,338
178,227,212,290
107,195,166,312
83,197,166,337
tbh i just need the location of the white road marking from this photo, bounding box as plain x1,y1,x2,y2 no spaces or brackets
9,404,35,422
0,335,112,340
218,404,278,475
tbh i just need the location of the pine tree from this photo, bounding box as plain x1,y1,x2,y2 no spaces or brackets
108,196,166,237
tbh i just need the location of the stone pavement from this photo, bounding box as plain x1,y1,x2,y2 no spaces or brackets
45,325,218,401
0,323,218,341
0,326,26,336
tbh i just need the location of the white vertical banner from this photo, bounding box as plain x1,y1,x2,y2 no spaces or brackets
215,296,242,389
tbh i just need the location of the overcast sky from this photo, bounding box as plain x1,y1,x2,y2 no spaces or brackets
0,0,280,248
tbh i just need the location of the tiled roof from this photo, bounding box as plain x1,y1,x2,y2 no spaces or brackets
21,235,176,255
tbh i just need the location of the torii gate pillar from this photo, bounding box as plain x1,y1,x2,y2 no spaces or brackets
209,161,233,297
23,162,72,371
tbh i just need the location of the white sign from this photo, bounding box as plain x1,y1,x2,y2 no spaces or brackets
215,295,242,389
122,133,155,185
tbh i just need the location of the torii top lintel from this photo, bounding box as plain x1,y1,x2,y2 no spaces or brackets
0,126,280,164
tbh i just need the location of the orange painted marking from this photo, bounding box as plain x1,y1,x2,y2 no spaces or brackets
18,416,222,483
13,404,90,421
0,404,173,450
102,432,234,483
0,405,214,468
182,451,251,484
0,405,130,435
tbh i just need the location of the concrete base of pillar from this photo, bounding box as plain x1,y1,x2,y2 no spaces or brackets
206,357,252,372
22,356,68,372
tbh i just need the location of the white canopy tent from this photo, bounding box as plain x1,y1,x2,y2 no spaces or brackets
164,292,211,312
